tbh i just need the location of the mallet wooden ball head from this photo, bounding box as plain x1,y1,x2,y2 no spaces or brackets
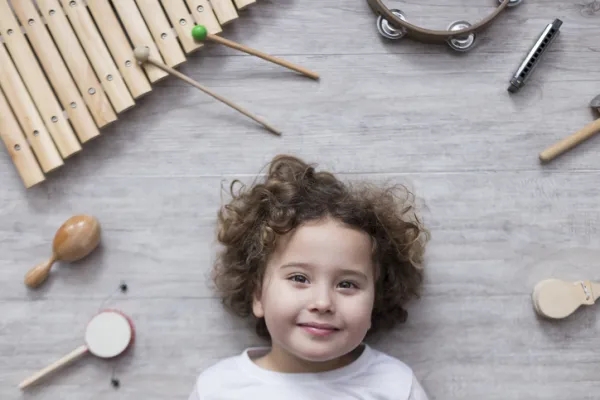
24,215,101,288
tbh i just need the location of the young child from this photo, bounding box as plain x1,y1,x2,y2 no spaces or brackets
188,154,430,399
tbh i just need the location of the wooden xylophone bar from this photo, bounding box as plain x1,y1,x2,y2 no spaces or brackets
0,0,256,189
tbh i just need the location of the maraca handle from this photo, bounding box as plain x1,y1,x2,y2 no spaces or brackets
19,344,88,389
24,255,57,288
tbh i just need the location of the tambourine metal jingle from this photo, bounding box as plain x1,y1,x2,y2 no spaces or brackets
376,9,407,40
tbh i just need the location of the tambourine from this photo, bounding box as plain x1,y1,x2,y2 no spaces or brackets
368,0,522,51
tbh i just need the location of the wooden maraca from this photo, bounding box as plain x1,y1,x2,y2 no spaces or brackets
24,215,101,288
532,278,599,319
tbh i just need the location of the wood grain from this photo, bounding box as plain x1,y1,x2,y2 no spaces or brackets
1,0,600,398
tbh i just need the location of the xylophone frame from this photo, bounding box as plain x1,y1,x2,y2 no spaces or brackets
0,0,257,188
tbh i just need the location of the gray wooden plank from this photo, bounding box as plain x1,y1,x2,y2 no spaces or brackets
4,49,600,182
2,171,600,301
185,0,600,57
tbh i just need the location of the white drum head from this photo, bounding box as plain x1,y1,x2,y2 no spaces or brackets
84,310,133,358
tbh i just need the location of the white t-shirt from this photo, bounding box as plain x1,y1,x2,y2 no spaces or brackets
187,344,428,400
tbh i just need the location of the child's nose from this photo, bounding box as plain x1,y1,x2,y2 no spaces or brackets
310,289,335,313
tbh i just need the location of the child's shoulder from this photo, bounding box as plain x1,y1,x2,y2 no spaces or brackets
358,345,416,385
357,346,428,399
194,352,245,384
364,345,414,371
188,350,248,399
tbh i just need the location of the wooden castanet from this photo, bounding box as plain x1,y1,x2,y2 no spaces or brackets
532,278,599,319
24,215,101,289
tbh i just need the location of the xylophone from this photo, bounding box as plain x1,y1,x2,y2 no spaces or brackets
0,0,295,189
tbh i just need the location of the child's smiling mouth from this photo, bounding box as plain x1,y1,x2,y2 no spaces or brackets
297,322,340,337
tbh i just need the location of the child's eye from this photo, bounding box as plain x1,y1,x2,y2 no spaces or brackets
289,274,308,283
338,281,358,289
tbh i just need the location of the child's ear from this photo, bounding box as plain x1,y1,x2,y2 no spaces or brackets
252,290,264,318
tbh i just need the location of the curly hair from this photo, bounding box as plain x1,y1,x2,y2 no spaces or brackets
211,154,429,340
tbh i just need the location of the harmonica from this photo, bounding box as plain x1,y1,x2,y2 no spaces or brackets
508,19,563,93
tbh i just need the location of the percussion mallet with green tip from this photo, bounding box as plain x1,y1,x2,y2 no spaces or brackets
191,25,319,80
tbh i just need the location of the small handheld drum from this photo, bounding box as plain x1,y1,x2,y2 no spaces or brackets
532,279,599,320
368,0,523,51
19,309,135,389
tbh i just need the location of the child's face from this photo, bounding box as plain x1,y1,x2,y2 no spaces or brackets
252,216,376,368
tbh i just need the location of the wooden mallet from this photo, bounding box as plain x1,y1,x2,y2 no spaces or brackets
539,94,600,163
133,46,281,136
191,25,319,81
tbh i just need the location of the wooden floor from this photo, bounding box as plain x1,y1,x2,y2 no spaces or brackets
2,0,600,398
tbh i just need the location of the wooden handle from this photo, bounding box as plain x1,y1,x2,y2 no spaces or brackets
207,34,320,80
143,56,281,135
539,118,600,163
24,255,57,288
19,344,88,389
